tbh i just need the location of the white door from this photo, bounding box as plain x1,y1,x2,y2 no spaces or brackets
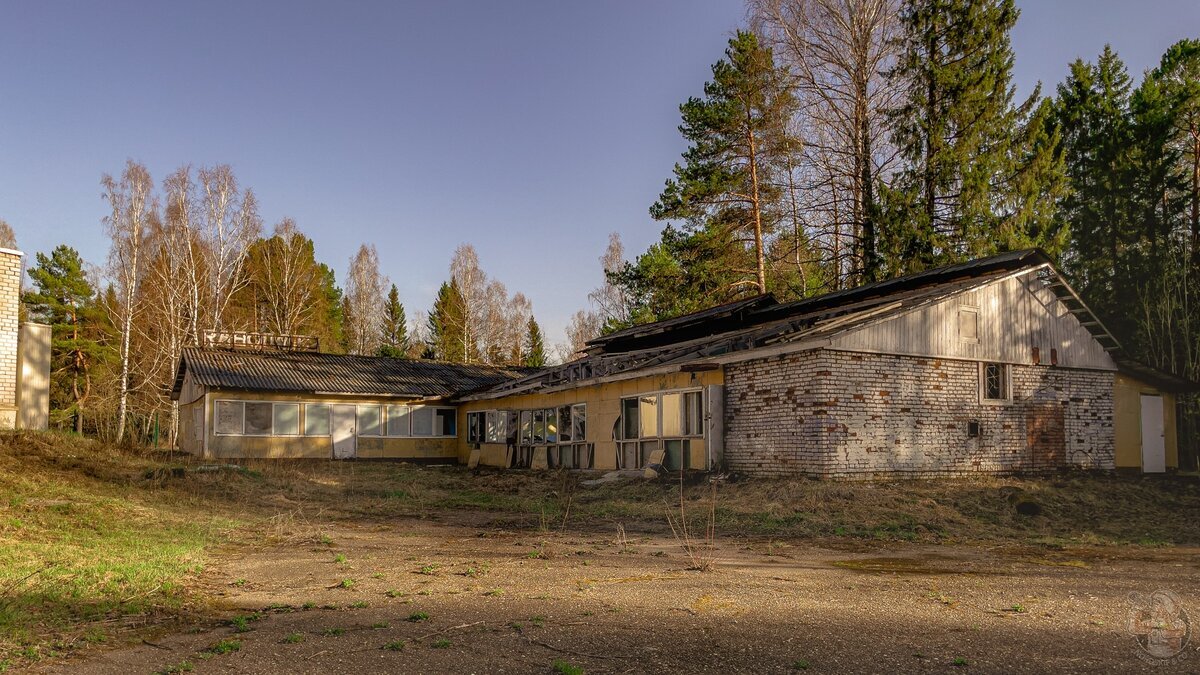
332,405,356,460
1140,394,1166,473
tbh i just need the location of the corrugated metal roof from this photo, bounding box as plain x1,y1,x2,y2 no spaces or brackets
172,347,531,400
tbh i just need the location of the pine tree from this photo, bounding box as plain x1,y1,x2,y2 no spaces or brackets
23,245,105,432
427,279,467,362
884,0,1062,272
378,284,408,358
651,30,798,295
523,317,546,368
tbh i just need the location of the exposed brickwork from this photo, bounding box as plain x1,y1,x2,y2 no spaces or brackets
724,348,1114,479
0,250,21,428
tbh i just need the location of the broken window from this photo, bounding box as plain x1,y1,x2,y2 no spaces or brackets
215,400,243,435
467,411,484,444
683,391,703,437
621,398,639,440
559,406,572,443
245,402,273,435
435,408,456,436
533,409,546,444
545,408,558,443
305,404,330,436
982,363,1009,401
485,411,506,443
572,404,586,441
519,410,533,444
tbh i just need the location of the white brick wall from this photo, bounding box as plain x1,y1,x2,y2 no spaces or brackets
724,348,1115,479
0,250,21,427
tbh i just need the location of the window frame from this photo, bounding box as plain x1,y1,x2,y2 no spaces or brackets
214,400,245,436
304,403,331,437
958,306,980,344
979,362,1011,403
356,404,384,437
406,405,457,438
272,402,301,437
386,404,412,437
213,399,306,437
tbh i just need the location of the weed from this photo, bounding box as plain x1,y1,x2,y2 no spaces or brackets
232,578,248,587
321,627,345,637
530,615,546,627
418,563,441,575
207,639,241,655
553,659,584,675
371,572,384,579
407,611,430,622
156,661,194,674
384,589,404,598
1009,603,1027,613
302,602,317,610
371,621,390,629
384,639,406,651
339,578,356,589
283,633,304,644
484,588,504,597
665,473,718,571
953,657,969,667
229,612,262,633
432,638,451,649
350,600,369,608
792,660,810,670
333,553,347,564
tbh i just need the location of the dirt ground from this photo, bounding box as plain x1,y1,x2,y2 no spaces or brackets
35,513,1200,674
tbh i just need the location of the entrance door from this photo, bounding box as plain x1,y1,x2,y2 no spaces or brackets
1140,394,1166,473
331,404,356,460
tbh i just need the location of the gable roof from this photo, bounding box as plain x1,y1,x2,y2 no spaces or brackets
470,249,1196,400
171,347,531,401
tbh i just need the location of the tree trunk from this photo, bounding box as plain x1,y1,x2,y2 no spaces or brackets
747,125,768,295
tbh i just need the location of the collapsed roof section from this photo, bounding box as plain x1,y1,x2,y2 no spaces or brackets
466,248,1195,400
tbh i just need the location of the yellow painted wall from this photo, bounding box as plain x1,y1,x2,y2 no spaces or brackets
192,388,457,460
1114,374,1178,469
457,369,724,470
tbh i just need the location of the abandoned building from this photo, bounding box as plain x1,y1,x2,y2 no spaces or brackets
171,249,1195,477
0,247,50,431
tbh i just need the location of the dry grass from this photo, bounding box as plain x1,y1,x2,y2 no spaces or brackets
1,431,1199,668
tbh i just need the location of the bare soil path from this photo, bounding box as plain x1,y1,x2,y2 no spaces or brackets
38,518,1200,674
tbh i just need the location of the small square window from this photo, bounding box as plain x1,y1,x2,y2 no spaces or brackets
982,363,1009,401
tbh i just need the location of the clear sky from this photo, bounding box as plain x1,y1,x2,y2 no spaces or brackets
1,1,1197,346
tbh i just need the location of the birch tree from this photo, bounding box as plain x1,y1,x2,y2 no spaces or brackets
344,244,387,355
101,160,155,442
449,244,486,363
198,165,261,333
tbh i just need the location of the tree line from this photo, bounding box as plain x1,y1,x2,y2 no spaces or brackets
19,163,548,442
590,0,1198,462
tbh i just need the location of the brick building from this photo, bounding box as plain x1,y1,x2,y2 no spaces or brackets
0,248,50,430
173,249,1193,477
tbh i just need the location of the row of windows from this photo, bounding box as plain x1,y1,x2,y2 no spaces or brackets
466,404,588,446
213,401,456,438
620,390,703,440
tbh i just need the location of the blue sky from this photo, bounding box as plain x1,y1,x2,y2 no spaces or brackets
1,1,1197,345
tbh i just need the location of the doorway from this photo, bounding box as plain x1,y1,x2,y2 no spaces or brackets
1140,394,1166,473
332,404,356,459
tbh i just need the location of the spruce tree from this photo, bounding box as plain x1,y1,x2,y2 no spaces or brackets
523,317,546,368
23,245,104,432
1053,46,1136,322
651,30,797,295
427,279,467,362
378,284,408,358
884,0,1063,272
